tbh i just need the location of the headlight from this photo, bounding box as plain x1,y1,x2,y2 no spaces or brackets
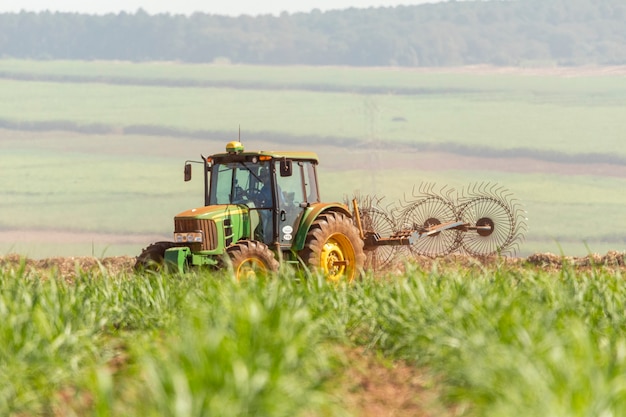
174,231,203,243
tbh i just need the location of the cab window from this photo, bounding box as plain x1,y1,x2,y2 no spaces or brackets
276,162,304,207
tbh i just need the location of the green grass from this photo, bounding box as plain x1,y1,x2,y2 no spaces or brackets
2,262,626,416
351,264,626,416
0,266,335,416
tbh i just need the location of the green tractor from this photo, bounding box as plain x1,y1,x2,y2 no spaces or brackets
136,141,366,281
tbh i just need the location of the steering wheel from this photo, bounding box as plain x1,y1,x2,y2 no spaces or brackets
232,186,248,204
246,188,263,205
233,186,263,205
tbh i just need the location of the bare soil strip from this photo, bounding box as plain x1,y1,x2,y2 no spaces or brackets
0,230,169,244
1,251,624,280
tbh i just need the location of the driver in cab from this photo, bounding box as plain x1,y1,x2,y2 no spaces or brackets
252,166,274,242
256,168,273,208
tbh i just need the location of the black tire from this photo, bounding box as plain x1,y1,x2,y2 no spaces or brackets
134,241,179,271
299,211,366,282
226,240,279,280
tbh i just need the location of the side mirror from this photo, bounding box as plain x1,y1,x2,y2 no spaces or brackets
184,163,192,182
280,159,293,177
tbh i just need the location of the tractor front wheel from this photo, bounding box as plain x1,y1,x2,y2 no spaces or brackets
227,240,279,280
135,241,179,271
300,211,366,282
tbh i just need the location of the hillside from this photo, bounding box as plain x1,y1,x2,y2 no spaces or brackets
0,0,625,66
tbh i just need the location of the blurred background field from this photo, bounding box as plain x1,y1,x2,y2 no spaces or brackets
1,60,625,258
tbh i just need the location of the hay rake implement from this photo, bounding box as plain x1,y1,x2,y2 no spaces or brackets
139,140,528,281
350,182,526,269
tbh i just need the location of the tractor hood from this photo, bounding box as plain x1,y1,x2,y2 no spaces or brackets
174,204,248,221
173,204,253,251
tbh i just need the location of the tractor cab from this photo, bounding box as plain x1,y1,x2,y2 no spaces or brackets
200,141,321,248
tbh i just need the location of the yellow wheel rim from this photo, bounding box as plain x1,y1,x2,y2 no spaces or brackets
320,233,356,282
236,257,267,280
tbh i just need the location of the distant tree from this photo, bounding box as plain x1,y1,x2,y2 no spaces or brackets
0,0,625,66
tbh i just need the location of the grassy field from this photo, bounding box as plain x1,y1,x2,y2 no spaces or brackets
1,60,626,258
1,74,625,156
1,261,626,416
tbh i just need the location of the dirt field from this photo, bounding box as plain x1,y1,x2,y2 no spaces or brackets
1,250,624,279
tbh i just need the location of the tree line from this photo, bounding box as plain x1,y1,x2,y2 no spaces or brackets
1,0,625,66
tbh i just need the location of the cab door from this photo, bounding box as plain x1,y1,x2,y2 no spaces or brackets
276,160,319,246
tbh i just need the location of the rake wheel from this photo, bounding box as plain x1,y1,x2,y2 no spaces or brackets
399,191,461,257
348,194,398,271
456,183,525,256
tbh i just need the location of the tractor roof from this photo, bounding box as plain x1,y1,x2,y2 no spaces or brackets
210,141,319,163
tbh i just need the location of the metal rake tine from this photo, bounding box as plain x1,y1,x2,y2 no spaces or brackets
400,186,418,206
416,181,431,196
489,182,501,196
383,199,398,214
400,183,427,209
494,184,515,201
440,184,456,203
497,184,514,199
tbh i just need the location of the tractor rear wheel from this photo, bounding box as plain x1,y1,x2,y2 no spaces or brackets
135,241,179,271
299,211,365,282
227,240,279,280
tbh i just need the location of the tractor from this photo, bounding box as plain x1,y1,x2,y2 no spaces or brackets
135,141,366,281
136,141,526,280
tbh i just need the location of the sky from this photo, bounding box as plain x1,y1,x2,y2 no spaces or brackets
0,0,444,17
